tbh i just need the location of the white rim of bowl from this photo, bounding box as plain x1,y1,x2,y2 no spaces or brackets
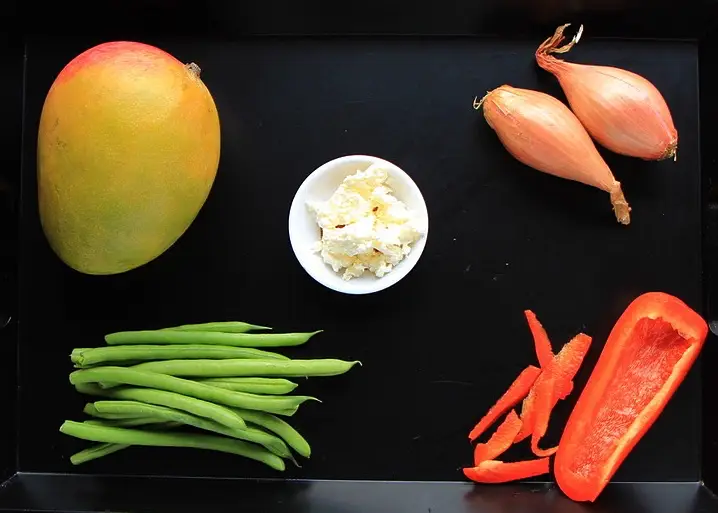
288,154,429,295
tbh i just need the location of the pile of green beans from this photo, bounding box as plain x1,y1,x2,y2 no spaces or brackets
61,321,360,470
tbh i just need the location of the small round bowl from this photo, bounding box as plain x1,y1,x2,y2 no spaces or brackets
288,155,429,295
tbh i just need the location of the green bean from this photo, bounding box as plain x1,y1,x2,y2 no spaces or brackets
60,421,285,471
105,330,320,348
197,377,298,395
84,417,169,428
132,358,360,378
74,382,247,430
94,401,291,458
162,321,271,333
84,402,165,424
84,419,181,429
83,402,135,420
71,421,183,464
72,345,288,367
70,443,128,465
71,367,313,415
233,408,311,458
76,382,110,397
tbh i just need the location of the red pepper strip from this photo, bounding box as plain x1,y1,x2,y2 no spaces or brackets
474,410,522,465
516,333,592,443
463,458,550,484
552,333,592,399
529,368,558,457
525,310,554,369
555,292,708,503
468,365,541,441
515,388,537,443
560,379,574,399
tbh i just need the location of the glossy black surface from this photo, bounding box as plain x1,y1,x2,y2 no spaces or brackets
0,35,21,484
700,28,718,493
1,1,718,510
3,0,718,39
17,36,702,483
0,474,716,513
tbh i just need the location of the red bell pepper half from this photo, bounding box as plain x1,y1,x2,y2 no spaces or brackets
474,410,523,465
464,458,550,484
468,365,541,441
554,292,708,503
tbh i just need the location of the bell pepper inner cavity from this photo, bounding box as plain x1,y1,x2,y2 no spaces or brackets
562,318,691,483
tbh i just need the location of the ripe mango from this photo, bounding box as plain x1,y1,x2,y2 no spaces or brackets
38,41,220,274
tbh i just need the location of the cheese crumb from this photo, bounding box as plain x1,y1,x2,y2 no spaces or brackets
307,164,424,280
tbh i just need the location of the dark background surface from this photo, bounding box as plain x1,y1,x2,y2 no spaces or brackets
701,30,718,492
0,32,21,485
1,0,718,39
15,35,702,482
1,0,718,511
0,475,716,513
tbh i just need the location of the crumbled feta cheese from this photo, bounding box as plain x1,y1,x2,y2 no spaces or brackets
307,164,424,280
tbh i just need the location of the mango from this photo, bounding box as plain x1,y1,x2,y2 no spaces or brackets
38,41,220,275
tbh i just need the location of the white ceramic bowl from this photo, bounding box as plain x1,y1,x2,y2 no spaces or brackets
288,155,429,295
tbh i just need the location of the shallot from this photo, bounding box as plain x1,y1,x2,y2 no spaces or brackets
536,24,678,161
474,85,630,224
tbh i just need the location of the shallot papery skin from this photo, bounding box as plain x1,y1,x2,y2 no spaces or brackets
476,85,630,225
536,24,678,161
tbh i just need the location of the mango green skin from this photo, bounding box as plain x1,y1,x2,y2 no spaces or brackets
38,41,221,275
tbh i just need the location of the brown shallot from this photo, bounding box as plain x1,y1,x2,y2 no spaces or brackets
474,85,630,225
536,24,678,161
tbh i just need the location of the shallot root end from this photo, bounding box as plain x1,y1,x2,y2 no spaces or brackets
660,140,678,161
609,184,631,225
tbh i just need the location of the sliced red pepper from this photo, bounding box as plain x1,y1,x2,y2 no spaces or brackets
515,386,537,443
516,333,592,444
525,310,554,369
524,310,575,399
474,410,522,465
552,333,592,399
468,365,541,441
559,379,574,400
463,458,550,483
529,366,558,457
555,292,708,503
